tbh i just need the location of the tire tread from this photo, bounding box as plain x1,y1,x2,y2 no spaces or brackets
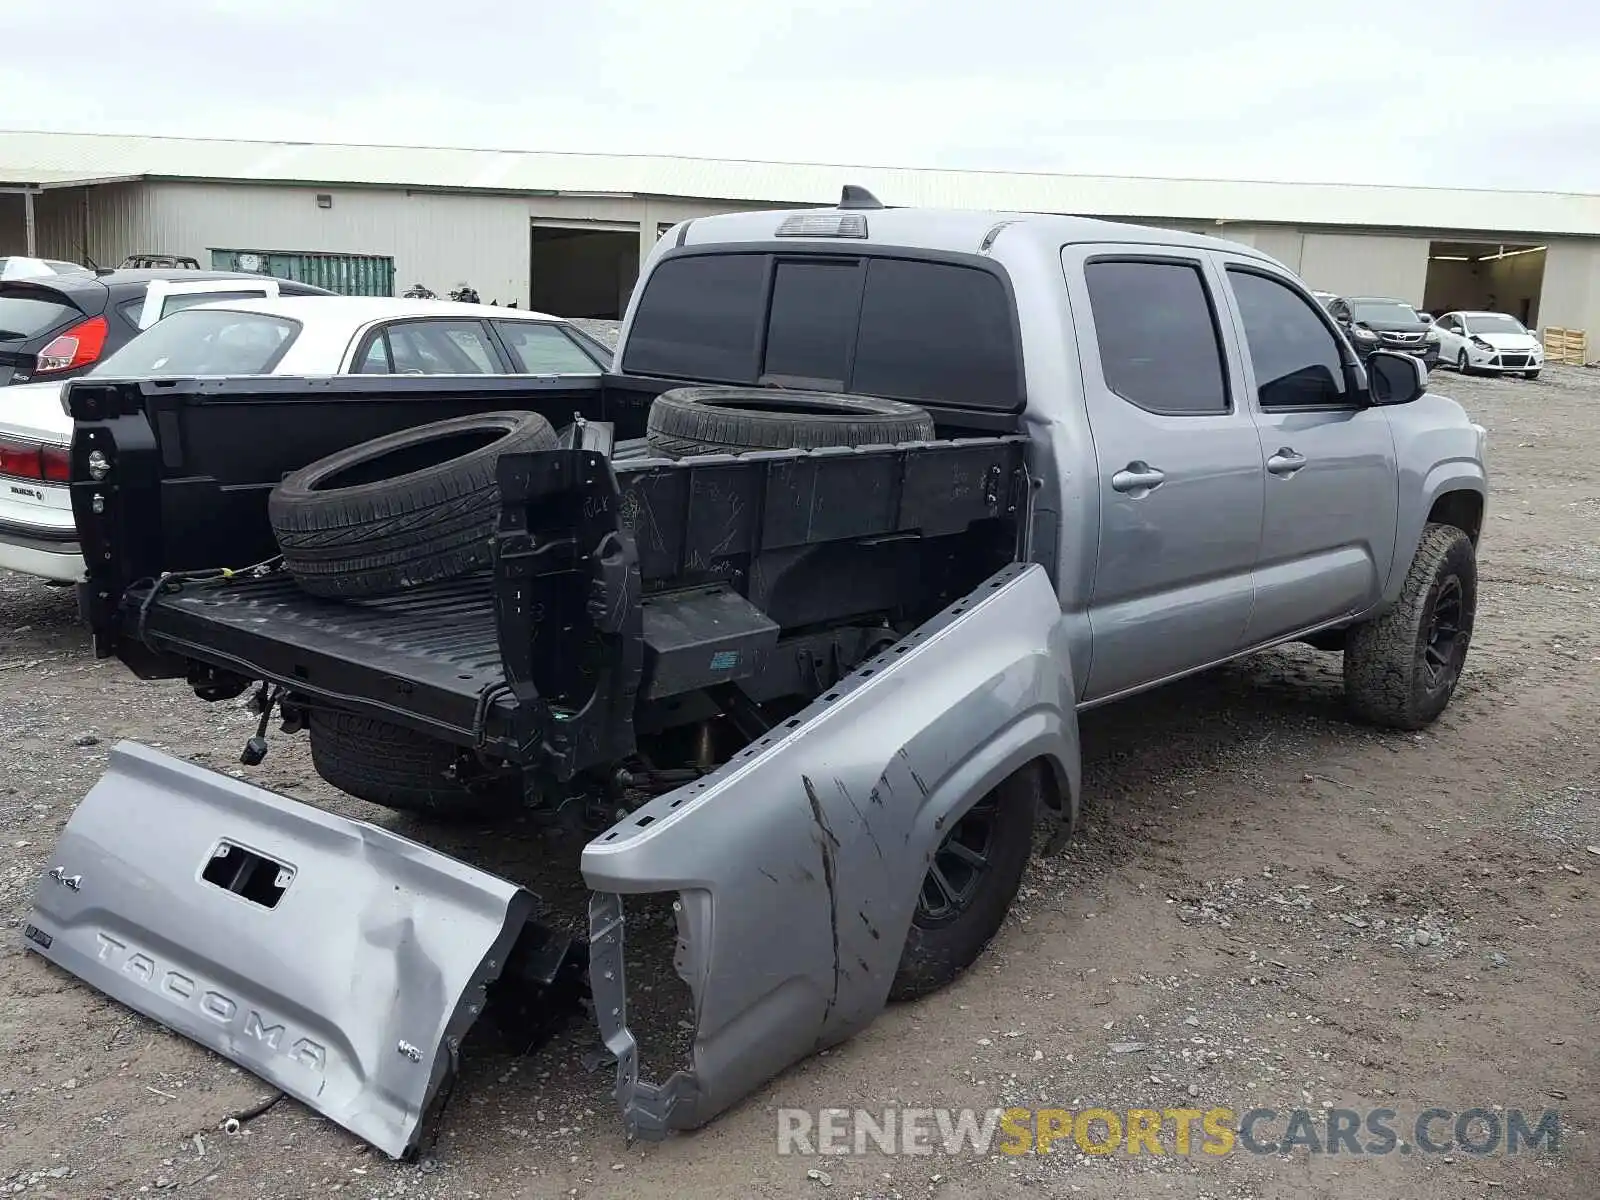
268,411,559,598
307,709,513,820
1344,522,1475,730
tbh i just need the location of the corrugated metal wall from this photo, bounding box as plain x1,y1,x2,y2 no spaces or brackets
43,183,155,266
90,181,534,305
0,194,23,255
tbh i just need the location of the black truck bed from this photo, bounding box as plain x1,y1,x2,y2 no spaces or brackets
120,433,1031,759
74,377,1032,765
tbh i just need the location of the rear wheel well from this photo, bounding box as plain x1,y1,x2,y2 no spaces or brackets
1428,490,1484,546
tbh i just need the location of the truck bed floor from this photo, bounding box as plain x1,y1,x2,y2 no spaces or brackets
142,571,513,742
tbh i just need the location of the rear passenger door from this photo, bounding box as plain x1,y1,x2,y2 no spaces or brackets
1216,260,1400,642
1063,246,1265,701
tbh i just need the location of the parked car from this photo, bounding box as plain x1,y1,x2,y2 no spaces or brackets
35,195,1487,1160
1325,294,1441,369
119,254,202,270
0,255,88,280
1311,289,1338,311
0,269,334,389
1432,310,1544,379
0,296,615,583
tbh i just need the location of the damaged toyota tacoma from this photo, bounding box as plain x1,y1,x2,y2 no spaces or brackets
26,190,1489,1160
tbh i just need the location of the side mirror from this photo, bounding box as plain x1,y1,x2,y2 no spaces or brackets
1367,350,1427,406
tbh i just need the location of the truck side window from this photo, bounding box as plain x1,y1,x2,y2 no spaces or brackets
1227,270,1349,410
1083,259,1229,415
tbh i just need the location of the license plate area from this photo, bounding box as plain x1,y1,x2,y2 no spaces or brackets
202,841,293,908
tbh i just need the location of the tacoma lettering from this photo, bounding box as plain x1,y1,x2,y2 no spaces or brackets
93,932,325,1073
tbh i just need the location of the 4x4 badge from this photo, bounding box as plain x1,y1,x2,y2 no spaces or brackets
47,866,82,891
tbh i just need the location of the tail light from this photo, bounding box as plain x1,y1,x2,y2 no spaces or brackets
0,438,70,482
33,315,108,374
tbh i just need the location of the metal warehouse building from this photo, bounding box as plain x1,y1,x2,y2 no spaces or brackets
3,130,1598,340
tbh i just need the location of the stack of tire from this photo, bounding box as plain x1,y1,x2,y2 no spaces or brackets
266,387,936,820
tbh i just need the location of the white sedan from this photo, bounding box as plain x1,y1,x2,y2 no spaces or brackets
1432,311,1544,379
0,296,613,583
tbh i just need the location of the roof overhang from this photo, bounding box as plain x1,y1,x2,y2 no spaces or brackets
0,171,145,193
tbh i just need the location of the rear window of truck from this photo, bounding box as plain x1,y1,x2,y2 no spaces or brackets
622,251,1023,411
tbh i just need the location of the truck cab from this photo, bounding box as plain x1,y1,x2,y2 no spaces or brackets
630,202,1485,710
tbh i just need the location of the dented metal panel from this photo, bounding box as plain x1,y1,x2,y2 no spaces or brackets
582,561,1079,1137
23,742,531,1160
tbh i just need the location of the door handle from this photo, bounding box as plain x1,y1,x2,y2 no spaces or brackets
1111,462,1166,494
1266,448,1307,476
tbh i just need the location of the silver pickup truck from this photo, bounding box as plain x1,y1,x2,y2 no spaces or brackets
29,190,1486,1160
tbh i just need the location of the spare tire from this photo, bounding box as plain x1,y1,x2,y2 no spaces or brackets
645,386,935,457
307,708,516,822
269,411,559,599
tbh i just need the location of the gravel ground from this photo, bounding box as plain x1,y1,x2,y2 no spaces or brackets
1,364,1597,1199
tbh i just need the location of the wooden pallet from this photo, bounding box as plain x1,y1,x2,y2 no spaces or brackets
1541,326,1589,365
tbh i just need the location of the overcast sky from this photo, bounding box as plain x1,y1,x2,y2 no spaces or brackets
2,0,1596,193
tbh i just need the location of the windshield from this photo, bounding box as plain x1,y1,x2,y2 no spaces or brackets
89,308,300,377
1464,313,1528,335
1351,300,1420,325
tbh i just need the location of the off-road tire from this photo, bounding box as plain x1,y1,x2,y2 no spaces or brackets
645,386,935,458
269,411,559,599
889,764,1040,1002
1343,523,1476,731
307,708,515,821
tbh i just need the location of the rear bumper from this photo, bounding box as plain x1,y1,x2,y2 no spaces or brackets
0,522,84,582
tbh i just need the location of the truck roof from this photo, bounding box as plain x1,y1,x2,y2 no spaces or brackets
673,202,1281,264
